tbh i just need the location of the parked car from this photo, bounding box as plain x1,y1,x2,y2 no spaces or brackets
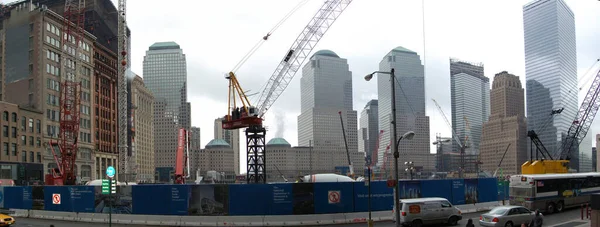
0,213,15,226
392,197,462,227
479,205,540,227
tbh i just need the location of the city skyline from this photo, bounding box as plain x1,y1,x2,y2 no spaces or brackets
103,0,599,158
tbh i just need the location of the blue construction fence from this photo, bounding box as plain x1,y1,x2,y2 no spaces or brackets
0,178,501,216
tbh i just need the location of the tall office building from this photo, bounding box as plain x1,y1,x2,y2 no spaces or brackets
130,75,155,182
358,100,378,164
297,50,364,170
143,42,191,174
0,2,96,181
214,118,239,175
376,47,432,172
523,0,580,170
450,58,490,155
297,50,357,149
480,71,528,175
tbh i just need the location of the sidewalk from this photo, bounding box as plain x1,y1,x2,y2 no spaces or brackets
548,219,590,227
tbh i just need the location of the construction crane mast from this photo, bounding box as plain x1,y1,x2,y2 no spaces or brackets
117,0,132,181
222,0,353,184
45,0,86,186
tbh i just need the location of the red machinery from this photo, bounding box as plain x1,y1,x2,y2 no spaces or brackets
45,0,86,186
174,128,189,184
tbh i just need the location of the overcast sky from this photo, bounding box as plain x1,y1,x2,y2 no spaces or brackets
19,0,600,171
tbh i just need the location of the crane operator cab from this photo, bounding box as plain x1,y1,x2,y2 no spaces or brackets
230,106,258,121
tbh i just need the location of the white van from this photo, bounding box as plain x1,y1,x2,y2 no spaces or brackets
393,197,462,227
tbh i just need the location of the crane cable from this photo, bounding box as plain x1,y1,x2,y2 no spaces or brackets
578,58,600,91
231,0,310,73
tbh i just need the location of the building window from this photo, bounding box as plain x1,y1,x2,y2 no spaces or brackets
11,143,16,156
29,136,33,146
36,138,41,147
30,151,34,163
21,150,26,162
2,126,7,137
21,116,26,131
36,120,41,133
28,118,33,132
11,127,16,138
2,111,7,121
21,135,26,145
37,152,41,163
3,143,7,156
11,112,16,122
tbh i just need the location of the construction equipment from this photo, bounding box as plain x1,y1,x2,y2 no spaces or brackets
338,111,355,179
492,143,511,177
522,66,600,174
174,128,190,184
222,0,353,183
370,130,384,168
117,0,133,181
273,164,288,182
45,0,87,186
432,99,470,178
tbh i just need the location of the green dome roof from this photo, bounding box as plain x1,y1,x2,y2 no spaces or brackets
267,138,291,147
205,139,231,148
391,46,415,54
313,49,339,58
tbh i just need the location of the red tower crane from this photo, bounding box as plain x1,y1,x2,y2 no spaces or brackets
45,0,86,186
222,0,354,184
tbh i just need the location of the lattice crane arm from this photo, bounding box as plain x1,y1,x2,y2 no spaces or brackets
117,0,132,179
255,0,353,118
559,68,600,160
432,99,463,147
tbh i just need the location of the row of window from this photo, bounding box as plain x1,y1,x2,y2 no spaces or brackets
46,49,60,63
2,112,41,133
46,109,58,122
46,22,60,37
46,94,59,106
20,135,41,147
45,35,60,49
47,78,60,91
46,64,60,77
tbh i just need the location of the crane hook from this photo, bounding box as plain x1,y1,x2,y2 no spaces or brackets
263,33,271,40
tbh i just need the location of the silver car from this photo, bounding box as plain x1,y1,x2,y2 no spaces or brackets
479,206,541,227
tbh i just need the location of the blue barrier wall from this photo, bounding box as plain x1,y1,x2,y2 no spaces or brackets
0,178,499,215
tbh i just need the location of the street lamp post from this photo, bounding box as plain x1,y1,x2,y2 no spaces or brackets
365,69,415,227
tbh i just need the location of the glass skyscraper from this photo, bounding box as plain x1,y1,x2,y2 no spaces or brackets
523,0,582,170
450,59,490,155
143,41,191,171
376,47,432,172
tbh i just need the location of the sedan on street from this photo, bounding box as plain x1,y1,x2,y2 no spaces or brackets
479,205,540,227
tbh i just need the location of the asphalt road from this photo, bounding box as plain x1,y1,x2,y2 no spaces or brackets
9,208,585,227
339,207,584,227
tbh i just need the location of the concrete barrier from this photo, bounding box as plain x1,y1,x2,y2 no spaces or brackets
8,201,502,226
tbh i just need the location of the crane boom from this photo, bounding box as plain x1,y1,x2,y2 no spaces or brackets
432,99,464,147
559,68,600,160
255,0,353,118
338,111,354,178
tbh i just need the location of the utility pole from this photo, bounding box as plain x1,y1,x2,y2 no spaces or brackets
309,140,312,182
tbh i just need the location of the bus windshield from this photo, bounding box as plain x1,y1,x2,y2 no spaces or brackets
510,186,534,197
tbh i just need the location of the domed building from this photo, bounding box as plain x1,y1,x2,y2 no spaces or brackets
196,139,235,183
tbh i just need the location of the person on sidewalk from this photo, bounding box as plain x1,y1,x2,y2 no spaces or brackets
529,210,543,227
466,218,475,227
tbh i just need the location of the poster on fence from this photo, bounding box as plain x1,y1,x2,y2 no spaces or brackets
93,185,132,214
188,185,229,216
464,179,478,204
31,186,44,210
292,183,314,215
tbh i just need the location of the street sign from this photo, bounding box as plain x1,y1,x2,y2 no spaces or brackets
387,179,397,188
111,179,117,194
52,193,61,204
101,179,110,194
106,166,115,178
328,191,341,204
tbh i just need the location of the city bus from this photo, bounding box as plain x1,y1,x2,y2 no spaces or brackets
509,172,600,214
